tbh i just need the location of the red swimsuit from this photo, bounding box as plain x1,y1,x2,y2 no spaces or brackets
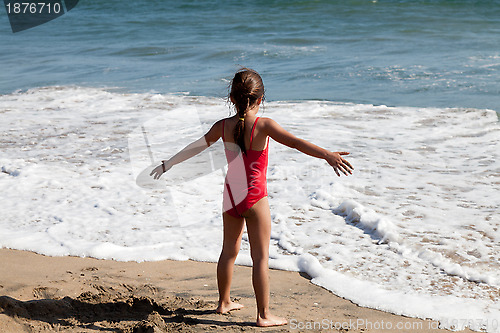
222,117,269,217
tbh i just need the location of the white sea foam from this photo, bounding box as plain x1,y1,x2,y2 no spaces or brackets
0,86,499,332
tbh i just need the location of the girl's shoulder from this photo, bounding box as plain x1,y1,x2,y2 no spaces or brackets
212,118,225,129
256,116,279,129
214,116,240,127
256,116,273,125
218,116,236,124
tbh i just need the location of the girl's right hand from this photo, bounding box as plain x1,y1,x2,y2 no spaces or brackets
150,160,172,180
326,152,353,177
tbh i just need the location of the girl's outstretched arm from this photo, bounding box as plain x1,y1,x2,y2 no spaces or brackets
263,118,353,177
150,120,223,179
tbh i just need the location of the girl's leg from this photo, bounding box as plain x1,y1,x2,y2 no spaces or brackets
243,197,287,327
216,212,245,314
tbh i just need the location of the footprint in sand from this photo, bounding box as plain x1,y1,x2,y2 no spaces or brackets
32,287,59,299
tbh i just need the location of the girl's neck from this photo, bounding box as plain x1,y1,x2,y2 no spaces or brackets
238,105,260,119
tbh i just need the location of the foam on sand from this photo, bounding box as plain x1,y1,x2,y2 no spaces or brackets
1,86,499,331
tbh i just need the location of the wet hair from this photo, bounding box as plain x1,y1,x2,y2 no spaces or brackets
229,68,265,155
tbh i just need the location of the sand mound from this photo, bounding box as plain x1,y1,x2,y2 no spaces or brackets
0,285,214,332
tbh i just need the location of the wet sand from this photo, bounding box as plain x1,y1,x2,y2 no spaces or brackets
0,248,474,332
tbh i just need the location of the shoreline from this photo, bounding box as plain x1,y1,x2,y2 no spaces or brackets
0,248,474,332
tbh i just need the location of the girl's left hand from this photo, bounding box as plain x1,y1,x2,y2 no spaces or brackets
326,152,353,177
150,161,171,180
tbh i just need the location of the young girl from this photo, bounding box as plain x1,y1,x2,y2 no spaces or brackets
150,68,353,327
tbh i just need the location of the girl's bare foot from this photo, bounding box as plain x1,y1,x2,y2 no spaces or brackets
256,313,288,327
216,301,244,314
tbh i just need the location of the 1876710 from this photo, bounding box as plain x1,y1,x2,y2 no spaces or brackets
5,2,62,14
3,0,79,33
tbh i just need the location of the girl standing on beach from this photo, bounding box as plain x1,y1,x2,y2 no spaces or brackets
150,68,353,327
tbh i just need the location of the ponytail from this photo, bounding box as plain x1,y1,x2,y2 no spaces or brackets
228,68,265,155
234,96,250,155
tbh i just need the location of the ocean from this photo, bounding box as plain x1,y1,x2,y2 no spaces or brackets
1,1,499,332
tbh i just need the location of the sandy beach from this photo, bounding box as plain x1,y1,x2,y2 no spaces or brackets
0,248,475,332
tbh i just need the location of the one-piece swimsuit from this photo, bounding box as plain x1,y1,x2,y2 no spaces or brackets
222,117,269,217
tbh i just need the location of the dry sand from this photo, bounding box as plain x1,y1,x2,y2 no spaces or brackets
0,248,474,332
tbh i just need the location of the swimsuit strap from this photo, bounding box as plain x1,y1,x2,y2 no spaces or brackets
249,117,260,150
222,119,225,141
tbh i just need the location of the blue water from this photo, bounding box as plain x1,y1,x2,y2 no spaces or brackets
1,0,500,110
